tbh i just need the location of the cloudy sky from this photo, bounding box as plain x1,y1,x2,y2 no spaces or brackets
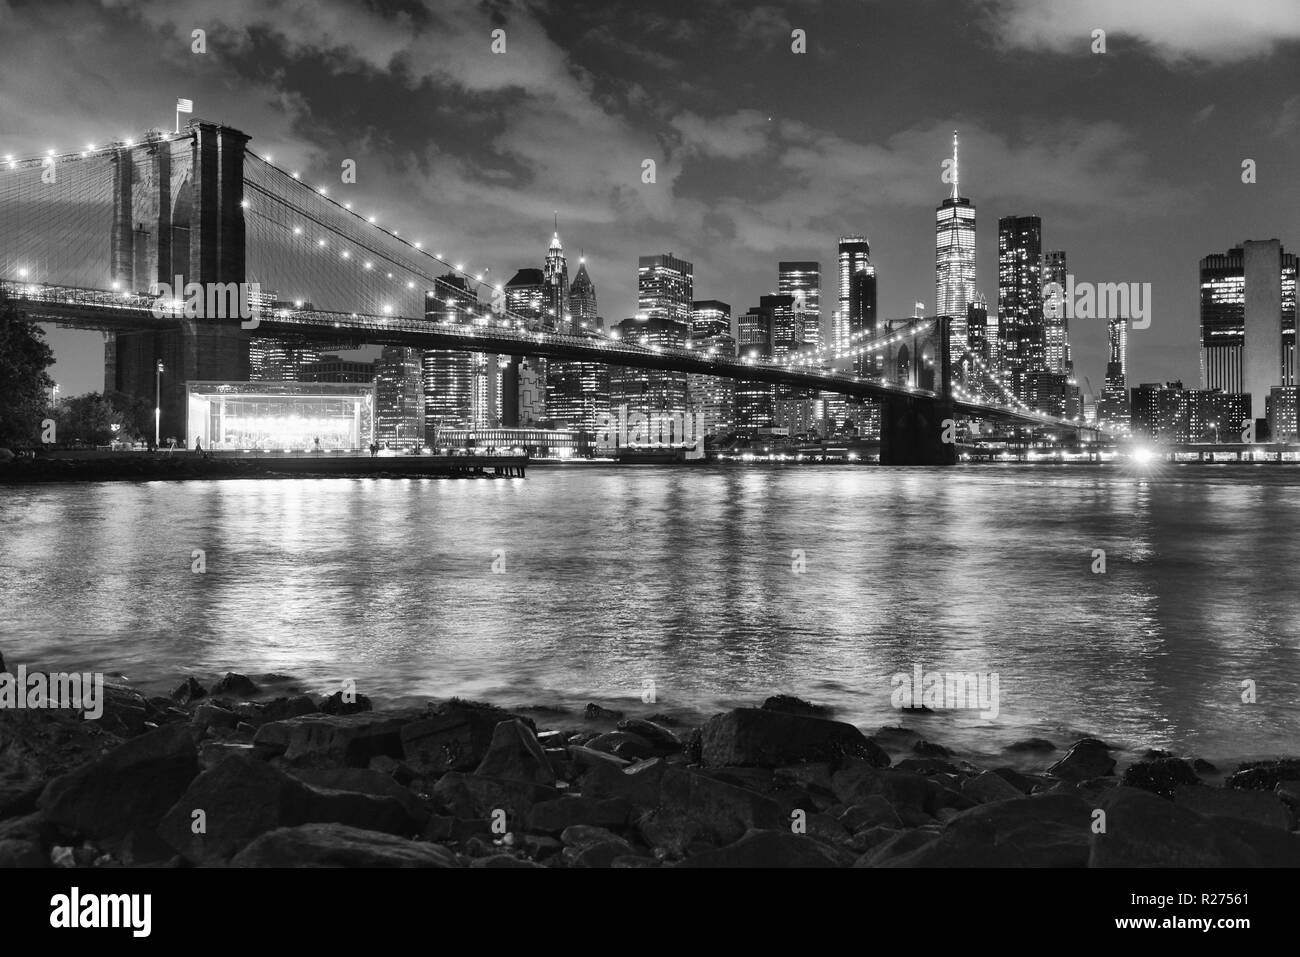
2,0,1298,397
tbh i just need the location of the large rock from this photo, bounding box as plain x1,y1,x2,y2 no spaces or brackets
255,712,410,768
1046,738,1115,782
853,828,941,866
212,673,259,698
760,695,832,719
678,828,848,867
1225,758,1300,791
1122,758,1201,799
400,703,518,775
1172,784,1291,830
231,823,461,867
1089,786,1261,867
700,708,888,769
474,719,556,785
38,722,198,842
0,839,45,867
158,754,423,864
960,770,1024,804
638,767,786,854
432,771,558,823
0,709,121,817
289,767,431,826
616,718,682,755
831,760,933,819
876,793,1094,867
580,757,667,808
585,731,656,762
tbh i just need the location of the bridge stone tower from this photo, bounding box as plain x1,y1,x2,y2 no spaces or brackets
104,122,251,445
879,315,956,465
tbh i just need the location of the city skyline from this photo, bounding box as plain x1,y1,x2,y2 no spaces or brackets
2,0,1297,398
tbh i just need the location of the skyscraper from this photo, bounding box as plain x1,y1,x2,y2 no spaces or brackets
423,275,479,435
546,255,610,431
848,267,878,376
569,258,599,334
688,300,735,439
1200,242,1297,420
997,214,1043,399
638,254,694,330
543,224,569,333
935,132,976,320
504,267,549,426
620,253,693,419
375,345,424,449
1099,313,1129,425
1042,249,1071,374
778,262,821,349
837,237,871,353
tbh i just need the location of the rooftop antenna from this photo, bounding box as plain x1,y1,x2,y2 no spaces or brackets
951,130,960,201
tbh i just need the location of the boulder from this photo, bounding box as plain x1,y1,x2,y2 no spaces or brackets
171,677,207,705
580,757,666,808
400,703,518,775
474,719,556,785
431,771,558,822
586,731,656,762
639,766,786,852
879,793,1093,867
678,828,848,867
211,673,259,698
991,766,1039,794
960,770,1024,804
832,760,933,818
38,722,198,842
157,754,423,864
567,745,630,772
615,718,682,754
1225,758,1300,791
1088,786,1261,867
583,703,624,721
912,739,952,758
0,839,45,868
320,690,372,715
0,709,121,817
1046,738,1115,781
1173,784,1291,830
838,796,904,832
192,702,238,732
760,695,832,719
853,828,941,866
289,767,431,825
256,712,410,768
97,683,151,737
231,823,461,867
260,695,319,723
700,708,888,769
1122,758,1200,799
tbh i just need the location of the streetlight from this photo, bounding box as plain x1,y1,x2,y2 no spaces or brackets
155,359,164,447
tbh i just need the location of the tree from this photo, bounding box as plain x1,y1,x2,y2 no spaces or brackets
0,295,56,448
53,393,125,447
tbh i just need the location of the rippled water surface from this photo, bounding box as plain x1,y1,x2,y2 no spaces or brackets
3,463,1299,767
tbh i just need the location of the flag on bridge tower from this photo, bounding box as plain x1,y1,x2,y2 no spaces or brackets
175,98,193,133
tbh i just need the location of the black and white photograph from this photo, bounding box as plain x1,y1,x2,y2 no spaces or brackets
0,0,1297,932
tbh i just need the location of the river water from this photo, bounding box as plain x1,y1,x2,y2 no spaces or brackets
2,463,1298,769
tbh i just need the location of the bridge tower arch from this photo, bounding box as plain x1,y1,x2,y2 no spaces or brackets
105,123,251,444
879,315,956,465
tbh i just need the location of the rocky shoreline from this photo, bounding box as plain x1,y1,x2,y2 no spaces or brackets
2,667,1298,867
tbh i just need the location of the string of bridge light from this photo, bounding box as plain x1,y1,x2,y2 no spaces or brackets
1,132,191,170
955,349,1083,424
245,153,525,321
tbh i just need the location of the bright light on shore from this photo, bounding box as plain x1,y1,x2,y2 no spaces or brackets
1132,447,1155,464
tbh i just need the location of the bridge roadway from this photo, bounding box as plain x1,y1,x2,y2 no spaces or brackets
1,279,1087,432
